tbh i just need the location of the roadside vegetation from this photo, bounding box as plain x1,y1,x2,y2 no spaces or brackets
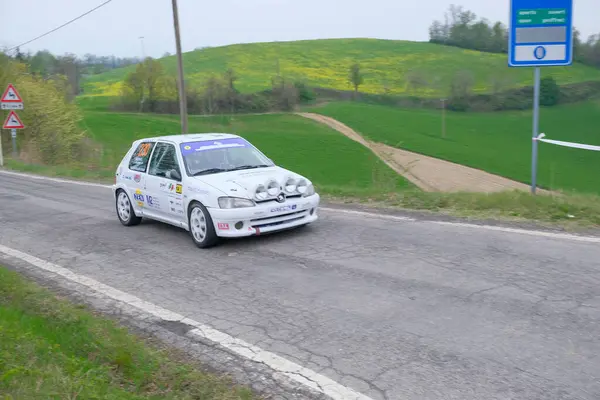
0,266,255,399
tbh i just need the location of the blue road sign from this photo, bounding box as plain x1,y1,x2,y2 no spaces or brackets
508,0,573,67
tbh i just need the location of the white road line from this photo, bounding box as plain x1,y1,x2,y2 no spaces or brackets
319,207,415,222
429,221,600,244
0,169,112,188
2,169,600,243
0,244,374,400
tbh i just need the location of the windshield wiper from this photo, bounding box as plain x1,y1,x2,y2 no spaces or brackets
228,164,270,171
192,168,227,176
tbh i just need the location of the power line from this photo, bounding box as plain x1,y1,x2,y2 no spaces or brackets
7,0,114,53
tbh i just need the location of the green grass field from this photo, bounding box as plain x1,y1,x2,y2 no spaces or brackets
309,100,600,195
0,266,254,399
81,38,600,98
78,111,410,196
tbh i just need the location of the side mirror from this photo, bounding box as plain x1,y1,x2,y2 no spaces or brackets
169,169,182,181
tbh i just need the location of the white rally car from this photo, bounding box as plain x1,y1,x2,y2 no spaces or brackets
112,133,320,248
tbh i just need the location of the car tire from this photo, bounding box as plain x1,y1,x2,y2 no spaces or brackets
116,189,142,226
188,201,219,248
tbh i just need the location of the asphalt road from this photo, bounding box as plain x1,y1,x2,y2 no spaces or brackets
1,172,600,400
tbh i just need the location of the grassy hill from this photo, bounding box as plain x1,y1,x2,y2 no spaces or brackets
309,100,600,195
82,38,600,99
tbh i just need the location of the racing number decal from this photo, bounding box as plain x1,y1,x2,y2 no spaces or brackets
176,184,182,194
137,143,152,157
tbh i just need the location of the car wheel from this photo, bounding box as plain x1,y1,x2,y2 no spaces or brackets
188,201,219,248
116,189,142,226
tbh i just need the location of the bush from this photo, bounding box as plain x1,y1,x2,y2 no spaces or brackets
540,76,560,106
294,81,316,103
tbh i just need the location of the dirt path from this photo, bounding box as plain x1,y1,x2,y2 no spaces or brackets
297,112,541,193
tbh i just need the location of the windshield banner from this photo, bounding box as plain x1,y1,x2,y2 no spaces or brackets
180,138,250,155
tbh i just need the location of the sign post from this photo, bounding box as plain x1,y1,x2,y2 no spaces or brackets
3,110,25,161
11,129,17,158
508,0,573,194
1,84,25,166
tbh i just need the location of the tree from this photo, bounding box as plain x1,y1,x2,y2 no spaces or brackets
491,22,508,53
29,50,58,77
448,70,474,111
202,75,226,114
55,53,80,99
348,63,363,97
121,57,167,112
405,70,429,95
223,68,237,91
223,68,238,113
580,33,600,68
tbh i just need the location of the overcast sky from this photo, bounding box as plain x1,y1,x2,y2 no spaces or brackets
0,0,597,58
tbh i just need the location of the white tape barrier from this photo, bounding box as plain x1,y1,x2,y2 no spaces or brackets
534,133,600,151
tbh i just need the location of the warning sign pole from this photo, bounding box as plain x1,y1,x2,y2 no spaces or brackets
0,129,4,167
0,83,25,166
11,129,16,158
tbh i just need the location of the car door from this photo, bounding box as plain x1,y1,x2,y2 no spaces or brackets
125,140,156,214
144,141,186,222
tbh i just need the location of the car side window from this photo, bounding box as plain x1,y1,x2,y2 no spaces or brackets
147,142,181,180
129,142,155,172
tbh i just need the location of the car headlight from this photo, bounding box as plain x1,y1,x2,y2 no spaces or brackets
303,183,315,197
218,197,255,209
266,180,279,196
255,184,268,201
284,177,297,193
296,179,307,194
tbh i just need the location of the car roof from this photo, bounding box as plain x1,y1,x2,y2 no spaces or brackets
134,133,241,146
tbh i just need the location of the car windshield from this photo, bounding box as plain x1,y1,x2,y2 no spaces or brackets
180,137,274,176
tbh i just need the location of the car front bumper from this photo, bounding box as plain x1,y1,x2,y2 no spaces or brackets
208,193,320,237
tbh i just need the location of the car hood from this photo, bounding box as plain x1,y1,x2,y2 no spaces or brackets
189,166,310,198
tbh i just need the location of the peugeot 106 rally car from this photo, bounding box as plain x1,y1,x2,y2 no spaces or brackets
112,133,320,248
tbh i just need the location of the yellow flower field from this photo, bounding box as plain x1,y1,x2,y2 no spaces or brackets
82,38,600,98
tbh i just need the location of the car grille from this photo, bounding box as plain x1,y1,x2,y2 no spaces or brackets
250,209,309,229
255,194,302,204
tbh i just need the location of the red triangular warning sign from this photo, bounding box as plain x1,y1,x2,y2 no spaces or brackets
1,84,23,103
3,111,25,129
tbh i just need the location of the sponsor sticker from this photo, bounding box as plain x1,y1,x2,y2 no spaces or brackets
134,174,141,183
176,184,182,194
133,189,144,207
217,223,230,230
270,204,297,213
180,137,251,155
145,195,160,209
187,186,209,195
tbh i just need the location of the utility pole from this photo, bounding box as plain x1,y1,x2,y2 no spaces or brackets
171,0,188,134
138,36,146,59
138,36,146,112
